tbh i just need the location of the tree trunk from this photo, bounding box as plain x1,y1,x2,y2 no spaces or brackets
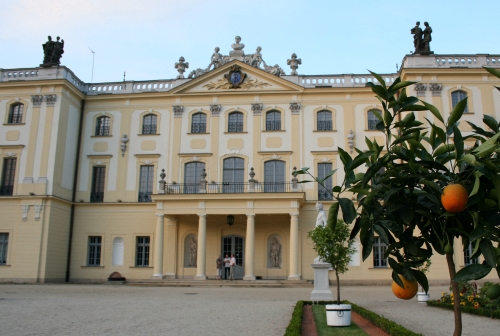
335,269,340,305
446,251,462,336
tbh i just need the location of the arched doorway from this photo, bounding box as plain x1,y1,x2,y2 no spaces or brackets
221,235,244,280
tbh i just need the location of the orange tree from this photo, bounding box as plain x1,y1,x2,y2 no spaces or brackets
293,68,500,336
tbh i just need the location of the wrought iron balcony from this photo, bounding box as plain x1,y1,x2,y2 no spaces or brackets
90,192,104,202
0,186,13,196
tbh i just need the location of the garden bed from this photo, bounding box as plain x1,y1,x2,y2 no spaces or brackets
427,300,500,319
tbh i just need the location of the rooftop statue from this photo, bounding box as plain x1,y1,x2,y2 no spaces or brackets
411,21,433,54
174,56,189,79
248,47,263,68
41,36,64,67
231,36,245,51
208,47,224,70
287,53,301,75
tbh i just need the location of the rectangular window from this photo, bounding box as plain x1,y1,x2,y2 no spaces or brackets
1,158,16,196
373,237,388,268
0,233,9,265
464,242,478,265
87,236,102,266
136,236,150,266
138,165,154,202
90,166,105,202
318,163,333,200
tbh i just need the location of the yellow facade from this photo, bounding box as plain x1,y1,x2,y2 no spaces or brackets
1,52,500,284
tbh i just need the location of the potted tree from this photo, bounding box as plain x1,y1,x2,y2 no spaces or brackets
308,219,356,326
416,259,432,302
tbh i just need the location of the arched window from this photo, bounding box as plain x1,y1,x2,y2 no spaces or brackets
367,109,380,130
266,111,281,131
228,112,243,132
451,90,469,113
223,157,244,193
264,160,285,192
184,162,205,194
191,113,207,133
317,110,332,130
142,114,157,134
95,116,110,136
8,103,24,124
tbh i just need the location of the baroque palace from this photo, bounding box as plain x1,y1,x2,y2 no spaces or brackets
1,34,499,284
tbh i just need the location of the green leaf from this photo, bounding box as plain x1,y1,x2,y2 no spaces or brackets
426,119,447,144
483,115,499,132
492,176,500,210
349,216,361,240
420,179,443,195
412,269,429,293
421,101,444,124
361,227,374,261
332,186,341,193
368,70,386,88
392,134,415,146
338,198,357,224
469,171,482,197
388,80,415,92
453,263,492,282
463,154,480,167
480,239,498,268
373,224,389,245
327,202,340,231
484,66,500,79
399,105,428,112
338,147,352,169
392,270,404,289
447,97,468,127
371,85,388,99
292,167,310,176
453,125,464,159
383,109,393,126
349,151,374,171
433,144,455,157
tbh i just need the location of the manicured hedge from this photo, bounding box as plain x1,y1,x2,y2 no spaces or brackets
427,300,500,319
284,300,422,336
284,300,304,336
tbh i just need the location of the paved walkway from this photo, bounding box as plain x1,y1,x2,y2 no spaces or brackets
0,284,498,335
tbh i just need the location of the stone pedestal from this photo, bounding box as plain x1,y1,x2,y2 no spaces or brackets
311,260,333,301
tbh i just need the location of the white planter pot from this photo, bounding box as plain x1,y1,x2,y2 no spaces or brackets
326,304,351,326
417,292,430,302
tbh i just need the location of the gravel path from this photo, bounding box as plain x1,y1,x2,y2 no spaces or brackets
0,284,498,336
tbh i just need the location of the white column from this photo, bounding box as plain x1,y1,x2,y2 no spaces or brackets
243,214,256,281
164,216,178,279
288,212,300,280
194,214,207,280
152,214,165,278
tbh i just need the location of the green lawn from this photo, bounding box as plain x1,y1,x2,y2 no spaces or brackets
312,305,367,335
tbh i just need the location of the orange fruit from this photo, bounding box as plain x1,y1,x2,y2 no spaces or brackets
392,274,418,300
441,184,468,213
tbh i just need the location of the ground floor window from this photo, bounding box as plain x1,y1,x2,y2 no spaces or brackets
0,233,9,265
464,242,478,265
136,236,150,266
87,236,102,266
373,237,387,267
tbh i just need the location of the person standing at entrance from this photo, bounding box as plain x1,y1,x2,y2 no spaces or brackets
216,255,222,280
229,254,236,280
224,254,230,280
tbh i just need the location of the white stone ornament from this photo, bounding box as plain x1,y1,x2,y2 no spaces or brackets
34,205,43,221
21,205,30,221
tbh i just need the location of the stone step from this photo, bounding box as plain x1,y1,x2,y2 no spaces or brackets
125,279,313,288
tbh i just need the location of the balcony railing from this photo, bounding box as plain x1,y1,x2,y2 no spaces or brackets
228,122,243,132
266,121,281,131
138,192,153,202
317,121,332,131
90,192,104,202
164,182,296,194
0,186,13,196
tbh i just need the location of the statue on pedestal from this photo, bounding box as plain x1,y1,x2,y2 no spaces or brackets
175,56,189,79
41,36,64,67
411,21,433,54
316,202,327,227
208,47,224,70
231,36,245,51
287,53,302,75
421,22,433,52
269,238,281,268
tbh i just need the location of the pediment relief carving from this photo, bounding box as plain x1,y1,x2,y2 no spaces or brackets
203,76,271,91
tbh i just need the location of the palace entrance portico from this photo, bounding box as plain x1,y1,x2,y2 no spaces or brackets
151,193,305,281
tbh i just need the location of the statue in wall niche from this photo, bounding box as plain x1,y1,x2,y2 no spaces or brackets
269,238,281,268
231,36,245,51
315,202,327,227
41,36,64,67
189,238,197,267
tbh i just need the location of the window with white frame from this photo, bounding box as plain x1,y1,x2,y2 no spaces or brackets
184,161,205,194
8,103,24,124
142,114,157,134
0,233,9,265
318,163,333,200
90,166,105,202
317,110,332,130
138,165,154,202
367,109,380,130
266,111,281,131
1,158,16,196
95,116,110,136
87,236,102,266
228,112,243,132
464,242,478,265
451,90,469,113
191,113,207,133
373,237,388,267
136,236,150,266
264,160,286,192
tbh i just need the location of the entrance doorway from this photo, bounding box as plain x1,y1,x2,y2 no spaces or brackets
221,235,244,280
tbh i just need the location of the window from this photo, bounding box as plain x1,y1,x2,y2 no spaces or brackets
373,237,388,267
228,112,243,132
142,114,157,134
0,233,8,265
8,104,24,124
138,165,154,202
87,236,102,266
1,158,16,196
451,90,469,113
266,111,281,131
136,236,150,266
90,166,105,202
367,110,380,130
223,158,244,193
264,160,286,192
317,110,332,130
464,242,478,265
95,116,110,136
184,162,205,194
191,113,207,133
318,163,333,200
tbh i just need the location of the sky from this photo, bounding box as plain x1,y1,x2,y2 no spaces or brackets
1,0,499,83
